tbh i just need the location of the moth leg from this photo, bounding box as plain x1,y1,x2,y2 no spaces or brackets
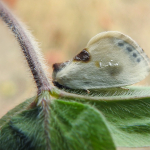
86,89,90,94
118,87,129,90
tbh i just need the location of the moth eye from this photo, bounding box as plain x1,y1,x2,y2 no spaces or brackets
73,49,90,62
53,61,69,73
52,63,62,73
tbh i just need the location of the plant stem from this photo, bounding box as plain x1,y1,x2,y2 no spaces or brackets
0,1,51,94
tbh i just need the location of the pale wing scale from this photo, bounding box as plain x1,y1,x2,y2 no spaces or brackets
53,31,150,89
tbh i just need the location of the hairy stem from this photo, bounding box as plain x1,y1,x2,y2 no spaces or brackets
41,99,51,150
0,1,51,94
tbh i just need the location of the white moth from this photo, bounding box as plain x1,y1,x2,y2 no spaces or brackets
52,31,150,90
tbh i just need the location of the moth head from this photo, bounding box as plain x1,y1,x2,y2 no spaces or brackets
52,61,70,88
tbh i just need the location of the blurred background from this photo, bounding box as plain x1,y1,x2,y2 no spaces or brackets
1,0,150,118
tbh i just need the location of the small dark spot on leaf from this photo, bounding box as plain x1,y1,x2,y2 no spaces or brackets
28,101,37,109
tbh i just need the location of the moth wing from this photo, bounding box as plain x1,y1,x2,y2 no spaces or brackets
55,31,150,89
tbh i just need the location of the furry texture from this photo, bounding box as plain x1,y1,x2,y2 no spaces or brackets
53,31,150,90
0,97,116,150
0,1,51,94
1,88,150,149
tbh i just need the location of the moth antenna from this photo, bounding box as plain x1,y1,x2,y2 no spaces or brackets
0,2,51,94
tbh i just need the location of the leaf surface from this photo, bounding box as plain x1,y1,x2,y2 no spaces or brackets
0,94,116,150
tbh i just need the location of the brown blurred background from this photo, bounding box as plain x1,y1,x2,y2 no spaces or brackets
1,0,150,115
1,0,150,149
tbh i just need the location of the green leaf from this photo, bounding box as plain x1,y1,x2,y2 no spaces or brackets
51,86,150,148
91,96,150,147
0,92,115,150
50,100,115,150
1,86,150,149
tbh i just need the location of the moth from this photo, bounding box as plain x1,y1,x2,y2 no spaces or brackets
52,31,150,90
